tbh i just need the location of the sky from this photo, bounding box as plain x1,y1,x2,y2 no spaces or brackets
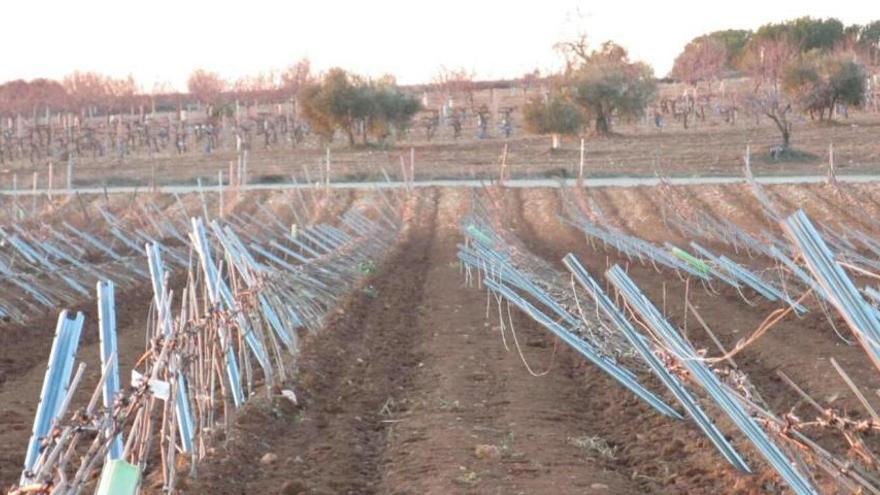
1,0,876,91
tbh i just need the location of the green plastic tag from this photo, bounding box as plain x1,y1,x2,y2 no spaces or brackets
466,224,494,247
96,459,141,495
670,247,710,275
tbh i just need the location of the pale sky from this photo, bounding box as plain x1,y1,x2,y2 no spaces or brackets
1,0,876,91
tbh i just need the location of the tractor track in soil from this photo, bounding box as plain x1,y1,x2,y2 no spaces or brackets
511,187,757,494
509,186,880,493
182,187,652,494
177,189,437,494
4,185,880,494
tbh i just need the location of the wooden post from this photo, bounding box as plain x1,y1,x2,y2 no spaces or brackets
12,173,18,219
67,153,75,190
32,171,38,217
499,143,509,183
745,145,751,174
229,160,237,203
48,162,54,199
218,170,224,218
410,147,415,184
399,155,408,191
325,147,331,193
578,138,585,186
237,153,243,189
196,178,209,221
242,150,248,186
827,142,835,184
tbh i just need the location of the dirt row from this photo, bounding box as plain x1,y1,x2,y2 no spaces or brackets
511,186,880,493
0,188,360,490
183,184,880,493
182,188,651,494
3,184,880,493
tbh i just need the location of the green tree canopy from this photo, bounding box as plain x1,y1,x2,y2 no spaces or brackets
559,41,656,135
783,52,866,120
708,29,752,66
753,17,845,52
523,95,584,136
298,68,420,146
365,82,422,142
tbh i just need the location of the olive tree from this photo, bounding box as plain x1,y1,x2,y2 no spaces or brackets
299,68,420,146
566,42,656,135
367,84,422,142
298,68,368,146
523,95,584,149
784,52,867,120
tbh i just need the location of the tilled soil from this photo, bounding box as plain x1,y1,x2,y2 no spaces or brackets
0,188,353,491
3,184,880,494
180,188,645,495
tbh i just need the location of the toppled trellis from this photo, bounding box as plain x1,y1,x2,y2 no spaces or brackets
457,192,769,474
603,259,880,494
458,191,681,415
563,254,750,472
0,195,193,323
560,185,815,313
459,187,880,494
10,188,403,495
783,210,880,373
604,265,817,495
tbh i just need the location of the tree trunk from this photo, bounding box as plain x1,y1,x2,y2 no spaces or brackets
594,113,610,135
767,111,791,150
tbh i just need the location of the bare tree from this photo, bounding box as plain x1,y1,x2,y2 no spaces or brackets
280,58,312,98
747,89,794,150
671,36,728,86
187,69,227,108
741,39,799,150
740,38,798,90
554,33,592,74
63,71,112,116
433,66,477,108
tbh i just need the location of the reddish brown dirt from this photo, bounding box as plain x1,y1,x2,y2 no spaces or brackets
0,189,341,490
510,187,756,494
507,186,880,492
4,184,880,494
180,188,643,494
0,273,190,489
